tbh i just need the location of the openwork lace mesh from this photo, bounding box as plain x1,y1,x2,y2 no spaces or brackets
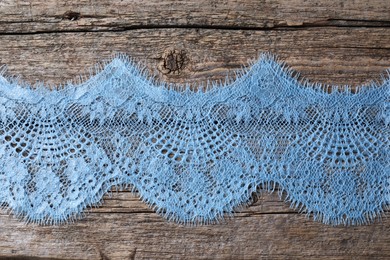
0,53,388,225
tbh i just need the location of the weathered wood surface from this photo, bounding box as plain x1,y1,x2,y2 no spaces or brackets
2,190,390,260
0,0,389,33
0,0,389,259
0,28,389,88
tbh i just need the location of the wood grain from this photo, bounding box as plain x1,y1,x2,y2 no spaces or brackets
1,190,390,260
0,0,389,259
0,28,389,87
0,0,389,33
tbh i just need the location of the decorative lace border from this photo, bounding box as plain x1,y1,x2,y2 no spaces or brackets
0,53,388,226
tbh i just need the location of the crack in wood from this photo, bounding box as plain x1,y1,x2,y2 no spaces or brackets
0,19,388,36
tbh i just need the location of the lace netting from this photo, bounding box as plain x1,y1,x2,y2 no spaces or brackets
0,53,388,225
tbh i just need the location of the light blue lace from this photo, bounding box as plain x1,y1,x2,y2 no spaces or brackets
0,53,388,226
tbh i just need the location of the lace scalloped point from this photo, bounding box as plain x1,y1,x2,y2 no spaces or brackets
0,53,389,226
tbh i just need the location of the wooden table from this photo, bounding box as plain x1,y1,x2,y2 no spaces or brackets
0,1,389,259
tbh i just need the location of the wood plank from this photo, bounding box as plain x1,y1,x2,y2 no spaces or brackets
0,198,390,260
0,0,389,33
0,28,389,88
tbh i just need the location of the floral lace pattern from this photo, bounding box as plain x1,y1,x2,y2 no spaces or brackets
0,53,388,225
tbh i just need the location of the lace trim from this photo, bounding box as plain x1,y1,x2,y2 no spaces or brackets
0,53,389,226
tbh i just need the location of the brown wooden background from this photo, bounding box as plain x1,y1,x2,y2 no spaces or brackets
0,0,390,259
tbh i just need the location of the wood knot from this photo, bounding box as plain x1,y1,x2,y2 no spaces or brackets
158,49,188,75
63,10,81,21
